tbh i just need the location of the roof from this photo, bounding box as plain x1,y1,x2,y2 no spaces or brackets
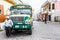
13,4,30,6
41,1,50,8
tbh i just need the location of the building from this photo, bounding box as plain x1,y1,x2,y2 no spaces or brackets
39,1,51,21
40,0,60,22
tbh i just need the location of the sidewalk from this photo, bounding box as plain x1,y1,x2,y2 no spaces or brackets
0,22,4,31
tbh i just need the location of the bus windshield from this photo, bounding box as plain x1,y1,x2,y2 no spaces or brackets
11,9,31,15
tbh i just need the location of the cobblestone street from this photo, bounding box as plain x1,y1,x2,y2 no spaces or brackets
0,21,60,40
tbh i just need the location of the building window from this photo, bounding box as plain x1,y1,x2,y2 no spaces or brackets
0,10,1,14
52,3,55,10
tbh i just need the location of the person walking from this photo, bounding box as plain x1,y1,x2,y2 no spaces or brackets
44,13,48,24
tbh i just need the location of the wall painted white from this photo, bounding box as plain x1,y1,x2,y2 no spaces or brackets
51,10,60,21
51,1,60,21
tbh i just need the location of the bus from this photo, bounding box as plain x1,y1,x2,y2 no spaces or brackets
5,4,33,36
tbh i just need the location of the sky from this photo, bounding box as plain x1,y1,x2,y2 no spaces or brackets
0,0,47,20
21,0,47,13
20,0,47,19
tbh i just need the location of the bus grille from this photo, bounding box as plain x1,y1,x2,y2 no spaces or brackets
10,17,24,23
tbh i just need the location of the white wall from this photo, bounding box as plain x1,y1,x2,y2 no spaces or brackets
51,10,60,21
51,1,60,21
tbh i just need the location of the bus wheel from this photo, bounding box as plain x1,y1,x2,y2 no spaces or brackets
28,29,32,35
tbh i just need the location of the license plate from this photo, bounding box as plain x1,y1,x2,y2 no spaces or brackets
15,25,19,28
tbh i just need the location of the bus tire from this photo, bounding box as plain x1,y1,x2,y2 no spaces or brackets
28,29,32,35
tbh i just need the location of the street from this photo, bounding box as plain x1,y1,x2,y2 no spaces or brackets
0,21,60,40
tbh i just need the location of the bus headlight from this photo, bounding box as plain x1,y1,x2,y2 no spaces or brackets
26,21,31,24
25,19,32,24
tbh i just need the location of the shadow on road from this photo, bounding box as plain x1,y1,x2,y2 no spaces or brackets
5,31,32,38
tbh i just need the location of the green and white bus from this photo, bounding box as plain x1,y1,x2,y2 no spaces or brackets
5,4,33,36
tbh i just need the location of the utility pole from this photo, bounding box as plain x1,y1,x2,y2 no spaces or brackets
4,0,16,4
19,0,24,4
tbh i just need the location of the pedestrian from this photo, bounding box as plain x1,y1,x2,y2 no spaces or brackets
4,16,13,37
44,13,48,24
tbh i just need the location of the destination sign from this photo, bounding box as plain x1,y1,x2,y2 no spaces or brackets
12,5,30,8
